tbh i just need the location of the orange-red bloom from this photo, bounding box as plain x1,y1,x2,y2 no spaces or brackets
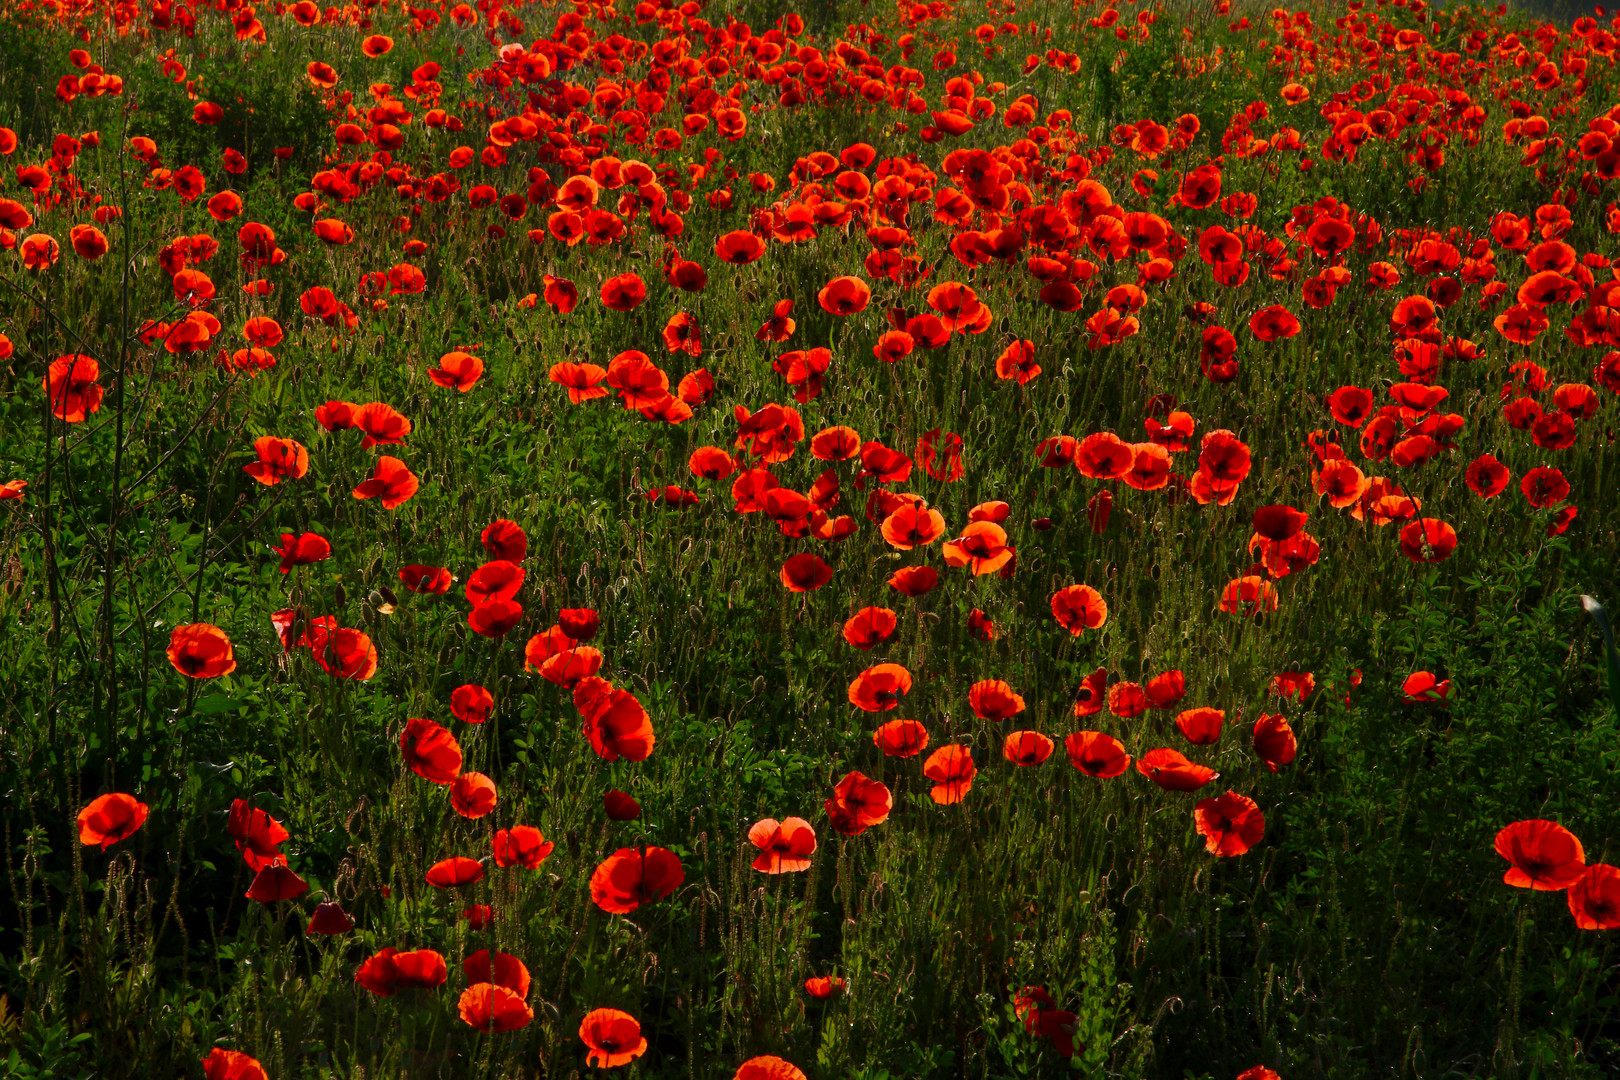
77,793,149,850
1194,791,1265,855
580,1008,649,1067
1495,819,1586,890
168,622,236,678
923,745,976,804
749,817,817,873
590,846,684,912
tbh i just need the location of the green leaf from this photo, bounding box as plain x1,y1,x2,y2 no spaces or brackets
193,695,244,715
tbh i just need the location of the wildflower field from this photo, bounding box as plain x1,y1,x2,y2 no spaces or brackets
3,0,1620,1073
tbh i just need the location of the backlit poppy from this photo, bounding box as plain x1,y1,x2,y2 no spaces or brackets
577,678,656,762
1252,713,1297,771
1495,819,1586,890
805,976,846,999
1003,730,1054,766
1051,585,1107,634
749,817,817,873
849,664,912,711
352,456,419,508
873,719,929,757
1568,864,1620,929
451,684,493,724
817,276,871,315
923,745,977,804
590,846,684,912
399,718,462,784
969,679,1025,721
559,608,600,640
306,902,354,935
493,826,554,869
400,564,453,594
825,771,892,835
203,1049,268,1080
77,793,148,850
1397,518,1457,562
242,436,308,485
1194,791,1265,856
429,351,483,392
168,622,236,678
843,607,897,649
781,552,832,592
735,1057,807,1080
425,856,485,888
1136,748,1218,791
459,984,532,1033
245,864,308,902
1175,708,1225,745
1065,731,1130,778
604,790,641,820
451,772,497,819
580,1008,649,1067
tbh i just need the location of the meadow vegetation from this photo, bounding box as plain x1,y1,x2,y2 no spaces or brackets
0,0,1618,1075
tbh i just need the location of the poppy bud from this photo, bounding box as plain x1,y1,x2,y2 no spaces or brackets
1032,517,1054,531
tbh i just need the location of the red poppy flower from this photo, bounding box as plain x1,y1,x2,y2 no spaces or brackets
394,949,449,989
426,856,486,889
880,503,946,549
849,663,912,711
306,902,353,935
539,646,603,687
77,793,149,850
1194,791,1265,856
1108,682,1147,719
1175,707,1225,745
1003,730,1054,766
941,521,1014,576
825,771,893,835
451,772,497,819
492,825,554,869
165,622,236,679
1402,671,1451,703
735,1056,807,1080
559,607,600,640
1074,432,1134,479
1064,731,1130,778
1073,668,1109,717
873,719,928,758
352,456,419,508
577,677,656,762
1051,585,1108,634
354,949,402,996
270,531,331,574
429,350,483,392
749,817,817,873
604,789,641,820
1521,466,1569,507
1136,747,1219,792
245,864,308,902
715,229,766,264
886,565,936,597
843,607,897,650
227,799,289,870
242,436,308,486
400,718,462,784
969,679,1026,721
1398,517,1457,562
600,272,647,311
968,608,995,641
780,552,832,592
459,984,532,1033
468,599,523,638
361,33,393,56
399,564,452,594
1252,505,1307,542
450,683,493,724
1495,819,1586,890
817,275,872,315
1568,864,1620,929
1252,713,1297,771
804,976,847,999
590,846,684,913
1219,575,1279,616
1249,304,1301,341
203,1049,268,1080
923,745,977,804
580,1008,649,1067
1465,454,1511,498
